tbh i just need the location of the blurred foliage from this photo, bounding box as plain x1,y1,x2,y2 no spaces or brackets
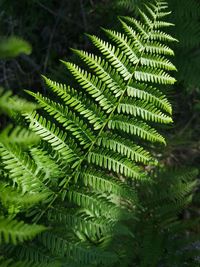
0,37,31,59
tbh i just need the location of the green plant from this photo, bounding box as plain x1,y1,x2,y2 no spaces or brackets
0,35,47,260
115,0,200,89
0,37,31,59
116,0,200,184
0,88,37,118
116,0,149,13
136,167,199,267
1,1,197,266
167,0,200,89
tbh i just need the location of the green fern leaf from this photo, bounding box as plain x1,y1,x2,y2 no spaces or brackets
1,1,178,265
0,182,48,214
117,98,172,123
96,133,155,164
88,149,144,179
42,76,105,130
0,217,46,245
79,169,137,202
0,142,47,193
25,112,80,164
108,115,166,144
127,82,172,114
25,93,95,147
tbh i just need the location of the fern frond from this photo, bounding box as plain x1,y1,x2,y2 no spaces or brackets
79,169,137,203
0,142,46,193
134,67,176,84
62,61,117,112
42,76,105,130
116,0,146,13
30,147,64,182
66,187,133,220
8,1,177,265
138,8,153,29
141,54,176,70
135,167,199,267
108,115,166,144
0,124,40,147
0,182,48,214
26,92,96,147
96,133,155,164
71,49,124,97
47,208,130,241
144,41,174,56
118,98,172,123
152,20,174,29
86,35,132,81
127,82,172,114
39,232,117,266
0,217,46,245
15,244,59,265
88,149,144,179
103,28,140,64
150,29,178,42
25,112,80,164
157,11,172,19
0,89,37,118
